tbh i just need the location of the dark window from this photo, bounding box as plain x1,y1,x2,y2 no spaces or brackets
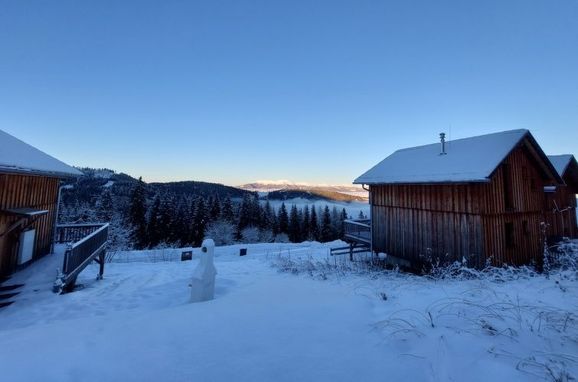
505,222,515,249
503,163,514,210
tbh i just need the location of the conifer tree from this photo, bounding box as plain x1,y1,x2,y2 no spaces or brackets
339,208,348,239
96,190,114,222
310,205,319,241
302,205,311,240
278,202,289,234
288,205,301,243
321,205,333,242
221,197,234,222
262,200,274,231
147,195,162,248
209,195,221,221
191,197,207,246
128,177,148,249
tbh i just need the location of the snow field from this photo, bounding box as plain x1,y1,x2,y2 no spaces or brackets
0,242,576,382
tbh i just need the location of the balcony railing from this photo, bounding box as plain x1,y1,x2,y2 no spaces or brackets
343,219,371,245
53,223,109,293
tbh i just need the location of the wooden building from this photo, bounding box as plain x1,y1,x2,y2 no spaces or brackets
353,130,563,269
0,129,82,276
544,155,578,239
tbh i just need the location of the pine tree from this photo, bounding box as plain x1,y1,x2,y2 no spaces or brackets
170,199,188,245
221,197,234,222
96,190,114,222
310,205,319,241
321,205,333,242
339,208,348,239
237,194,253,233
262,200,274,230
330,206,340,240
209,195,221,221
147,195,162,248
191,197,207,246
278,202,289,234
128,177,148,249
302,205,311,240
288,205,301,243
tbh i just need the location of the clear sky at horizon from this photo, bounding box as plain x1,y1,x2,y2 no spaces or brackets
1,0,577,186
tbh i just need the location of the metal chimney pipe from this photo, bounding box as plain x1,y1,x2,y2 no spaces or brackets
440,132,447,155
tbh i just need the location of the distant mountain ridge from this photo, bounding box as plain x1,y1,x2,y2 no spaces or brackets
68,168,253,203
65,169,367,204
240,181,368,202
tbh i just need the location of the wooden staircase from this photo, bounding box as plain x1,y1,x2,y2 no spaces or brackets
0,277,24,309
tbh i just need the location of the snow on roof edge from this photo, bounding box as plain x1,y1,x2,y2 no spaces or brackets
0,129,83,178
353,129,563,186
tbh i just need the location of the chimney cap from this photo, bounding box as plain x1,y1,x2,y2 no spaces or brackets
439,132,447,155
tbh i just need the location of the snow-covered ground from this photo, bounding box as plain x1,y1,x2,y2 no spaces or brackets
0,242,576,382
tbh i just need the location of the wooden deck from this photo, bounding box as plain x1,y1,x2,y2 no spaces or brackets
343,219,371,245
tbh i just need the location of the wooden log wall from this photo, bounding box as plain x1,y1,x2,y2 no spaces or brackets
370,143,552,268
0,174,60,276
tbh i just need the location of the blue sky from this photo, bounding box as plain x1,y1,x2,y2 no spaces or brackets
1,0,577,185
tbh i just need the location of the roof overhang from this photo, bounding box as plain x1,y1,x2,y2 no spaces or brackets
517,133,564,185
0,165,81,179
2,208,50,217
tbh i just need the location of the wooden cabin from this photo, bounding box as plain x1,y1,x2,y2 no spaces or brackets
353,129,563,269
0,129,82,276
544,155,578,239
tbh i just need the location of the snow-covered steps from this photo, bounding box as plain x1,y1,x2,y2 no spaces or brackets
0,283,23,309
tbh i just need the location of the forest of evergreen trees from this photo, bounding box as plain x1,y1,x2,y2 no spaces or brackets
126,178,355,249
59,173,364,250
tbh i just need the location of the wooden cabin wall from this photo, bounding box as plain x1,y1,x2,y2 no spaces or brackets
0,174,59,276
478,146,547,266
369,144,550,268
370,184,485,268
544,184,578,239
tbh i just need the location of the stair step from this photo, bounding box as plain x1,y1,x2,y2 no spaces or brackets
0,276,11,285
0,292,20,301
0,284,24,292
0,301,14,309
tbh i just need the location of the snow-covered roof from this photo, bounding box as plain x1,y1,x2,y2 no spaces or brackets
548,155,574,177
548,154,578,189
355,129,560,185
0,129,82,178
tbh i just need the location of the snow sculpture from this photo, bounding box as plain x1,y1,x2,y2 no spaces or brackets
190,239,217,303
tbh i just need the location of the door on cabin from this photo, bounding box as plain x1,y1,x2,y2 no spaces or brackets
18,229,36,265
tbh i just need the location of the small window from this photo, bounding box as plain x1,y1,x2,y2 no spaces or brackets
505,222,515,249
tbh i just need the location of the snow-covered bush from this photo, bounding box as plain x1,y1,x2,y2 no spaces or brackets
241,226,261,244
274,233,290,243
204,221,236,246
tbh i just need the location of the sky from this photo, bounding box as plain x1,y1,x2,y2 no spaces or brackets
0,0,577,186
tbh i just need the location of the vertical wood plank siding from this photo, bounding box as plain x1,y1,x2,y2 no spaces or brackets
0,174,59,276
370,144,550,268
544,182,578,239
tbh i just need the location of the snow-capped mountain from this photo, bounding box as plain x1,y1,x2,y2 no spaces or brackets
239,181,368,201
